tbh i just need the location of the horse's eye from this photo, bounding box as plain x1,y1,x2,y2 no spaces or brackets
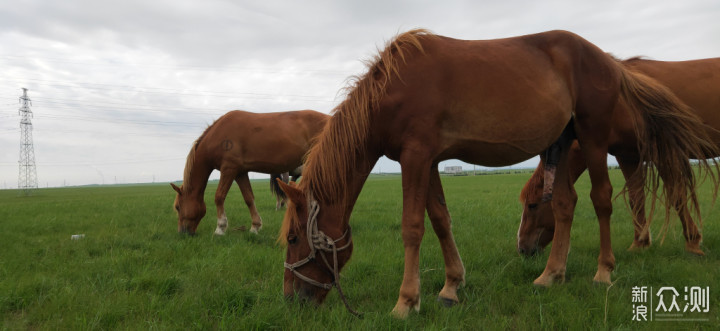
288,235,298,245
175,205,180,211
528,203,538,210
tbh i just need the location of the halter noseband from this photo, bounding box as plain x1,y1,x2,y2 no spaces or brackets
283,198,360,316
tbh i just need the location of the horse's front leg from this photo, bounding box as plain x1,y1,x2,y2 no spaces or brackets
589,159,615,284
426,166,465,307
236,172,263,234
214,170,236,235
534,145,577,286
391,151,432,319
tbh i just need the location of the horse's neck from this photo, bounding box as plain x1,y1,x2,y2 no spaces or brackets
184,155,214,199
319,147,380,226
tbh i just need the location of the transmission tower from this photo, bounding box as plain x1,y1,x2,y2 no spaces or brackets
18,88,38,195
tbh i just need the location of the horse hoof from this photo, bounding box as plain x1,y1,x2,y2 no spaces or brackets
533,278,552,288
437,296,458,307
627,240,650,252
249,226,260,234
214,229,226,236
390,307,409,319
391,296,420,319
592,271,612,285
685,245,705,256
534,272,564,287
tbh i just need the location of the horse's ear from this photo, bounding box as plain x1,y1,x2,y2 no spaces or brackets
170,183,182,195
276,178,304,204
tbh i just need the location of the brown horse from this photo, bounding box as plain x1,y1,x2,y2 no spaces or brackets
517,57,720,257
171,110,328,235
276,30,717,318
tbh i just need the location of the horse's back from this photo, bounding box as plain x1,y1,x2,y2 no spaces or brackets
204,110,327,172
626,58,720,123
619,58,720,145
379,31,616,165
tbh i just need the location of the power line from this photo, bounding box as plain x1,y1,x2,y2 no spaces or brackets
26,97,227,114
2,77,337,102
33,114,203,127
0,156,185,167
0,54,351,76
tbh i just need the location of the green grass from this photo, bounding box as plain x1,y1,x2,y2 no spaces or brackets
1,170,718,329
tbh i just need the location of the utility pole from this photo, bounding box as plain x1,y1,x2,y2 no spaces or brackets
18,88,38,195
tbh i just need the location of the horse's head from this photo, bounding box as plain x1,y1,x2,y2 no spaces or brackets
171,183,206,235
517,170,555,256
277,180,353,305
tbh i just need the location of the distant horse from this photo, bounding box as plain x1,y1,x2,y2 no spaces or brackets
270,167,302,210
275,30,717,318
517,57,720,257
171,110,328,235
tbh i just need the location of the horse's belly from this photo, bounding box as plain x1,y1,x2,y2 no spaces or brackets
443,140,547,167
439,101,572,164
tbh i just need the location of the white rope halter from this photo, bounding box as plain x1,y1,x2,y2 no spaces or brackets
283,197,360,316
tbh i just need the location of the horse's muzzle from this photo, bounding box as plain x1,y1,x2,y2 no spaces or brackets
178,227,197,236
517,244,540,257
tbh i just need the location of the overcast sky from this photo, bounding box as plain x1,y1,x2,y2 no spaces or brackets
1,0,719,188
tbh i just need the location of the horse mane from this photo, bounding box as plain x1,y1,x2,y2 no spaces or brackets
607,54,652,65
519,162,545,203
623,55,652,62
298,29,434,202
181,112,231,192
277,199,300,245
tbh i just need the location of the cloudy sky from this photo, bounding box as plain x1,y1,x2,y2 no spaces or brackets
1,0,718,188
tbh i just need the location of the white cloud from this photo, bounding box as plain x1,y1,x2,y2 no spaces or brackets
1,0,718,187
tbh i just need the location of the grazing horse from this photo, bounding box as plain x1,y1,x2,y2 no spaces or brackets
276,30,717,318
517,57,720,257
171,110,328,235
271,167,302,210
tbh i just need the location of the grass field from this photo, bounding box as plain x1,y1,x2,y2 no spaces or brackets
1,169,719,329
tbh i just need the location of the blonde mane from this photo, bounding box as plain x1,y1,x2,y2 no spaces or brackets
298,29,433,202
519,163,545,203
181,113,231,192
180,141,198,192
277,198,300,245
278,29,433,243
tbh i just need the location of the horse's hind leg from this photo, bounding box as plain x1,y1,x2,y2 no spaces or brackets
214,171,236,235
280,172,290,209
617,157,651,250
290,166,303,182
576,122,616,284
426,166,465,307
275,195,283,211
236,172,263,234
676,200,704,255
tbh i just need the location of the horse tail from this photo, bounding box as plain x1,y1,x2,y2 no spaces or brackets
617,65,719,241
270,173,288,200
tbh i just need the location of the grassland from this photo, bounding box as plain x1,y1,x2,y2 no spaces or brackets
1,170,718,329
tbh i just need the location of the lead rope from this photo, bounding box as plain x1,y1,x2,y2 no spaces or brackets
330,237,362,317
306,199,362,317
